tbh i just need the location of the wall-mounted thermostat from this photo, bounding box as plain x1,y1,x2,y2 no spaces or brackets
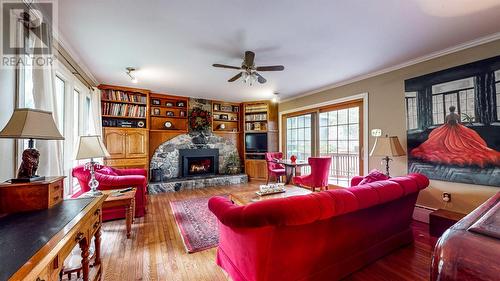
371,129,382,137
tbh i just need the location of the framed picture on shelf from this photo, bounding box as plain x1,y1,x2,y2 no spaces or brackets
152,99,161,105
232,105,239,112
166,111,175,117
176,101,185,107
230,116,237,121
180,110,186,117
213,104,220,111
152,108,161,116
165,102,174,107
220,114,229,120
213,114,220,120
221,105,232,112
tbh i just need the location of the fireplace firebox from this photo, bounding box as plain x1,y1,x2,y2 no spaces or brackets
179,148,219,177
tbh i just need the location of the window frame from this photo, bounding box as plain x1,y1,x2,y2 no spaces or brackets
281,99,364,187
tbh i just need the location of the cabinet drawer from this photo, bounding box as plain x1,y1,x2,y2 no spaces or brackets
48,181,63,207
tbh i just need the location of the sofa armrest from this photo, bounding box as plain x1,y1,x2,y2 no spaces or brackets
350,176,364,187
95,173,146,188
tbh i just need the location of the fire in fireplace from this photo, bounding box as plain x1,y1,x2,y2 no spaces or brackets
179,148,219,178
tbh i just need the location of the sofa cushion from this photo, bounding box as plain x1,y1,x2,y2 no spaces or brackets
358,169,389,185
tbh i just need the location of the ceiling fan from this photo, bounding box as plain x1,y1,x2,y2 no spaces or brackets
212,51,284,85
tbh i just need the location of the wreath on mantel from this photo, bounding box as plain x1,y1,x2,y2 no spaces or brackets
189,108,211,131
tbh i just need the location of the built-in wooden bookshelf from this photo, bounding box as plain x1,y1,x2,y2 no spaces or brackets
212,101,241,133
98,84,150,172
149,93,189,132
99,84,150,129
242,101,279,181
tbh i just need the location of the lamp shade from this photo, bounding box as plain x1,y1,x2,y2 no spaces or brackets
74,135,110,160
370,136,406,157
0,108,64,140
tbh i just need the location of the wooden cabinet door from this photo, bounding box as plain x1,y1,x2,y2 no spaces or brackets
125,129,148,158
103,128,126,159
245,159,268,181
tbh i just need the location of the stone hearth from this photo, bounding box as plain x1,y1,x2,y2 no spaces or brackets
148,174,247,194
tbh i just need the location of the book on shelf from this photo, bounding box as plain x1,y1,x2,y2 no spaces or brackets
245,113,267,121
101,89,147,104
102,102,146,118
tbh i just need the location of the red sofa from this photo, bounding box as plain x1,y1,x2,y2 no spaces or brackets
72,165,147,221
209,173,429,281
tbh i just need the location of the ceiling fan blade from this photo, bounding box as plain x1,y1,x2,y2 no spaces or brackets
228,72,243,82
256,65,285,71
255,72,267,84
244,51,255,67
213,64,241,70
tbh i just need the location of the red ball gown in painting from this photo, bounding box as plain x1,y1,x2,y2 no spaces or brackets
411,112,500,168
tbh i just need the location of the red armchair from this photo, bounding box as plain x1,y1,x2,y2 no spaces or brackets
265,152,286,184
209,174,429,281
72,165,147,221
293,156,332,191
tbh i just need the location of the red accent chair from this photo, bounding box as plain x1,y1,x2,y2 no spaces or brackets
265,152,286,184
293,156,332,191
209,173,429,281
71,165,147,221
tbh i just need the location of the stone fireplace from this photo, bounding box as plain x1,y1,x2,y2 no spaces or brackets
179,148,219,177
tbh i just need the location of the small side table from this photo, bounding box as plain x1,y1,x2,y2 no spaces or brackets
429,209,466,237
101,188,136,238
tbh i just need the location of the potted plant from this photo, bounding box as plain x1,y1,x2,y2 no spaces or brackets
225,152,241,175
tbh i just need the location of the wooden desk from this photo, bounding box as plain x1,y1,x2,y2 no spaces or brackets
272,160,309,185
230,185,312,205
0,196,107,281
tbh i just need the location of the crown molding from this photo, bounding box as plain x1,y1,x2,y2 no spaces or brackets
281,32,500,103
54,32,99,87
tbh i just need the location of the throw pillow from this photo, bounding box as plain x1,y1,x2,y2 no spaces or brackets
358,169,389,185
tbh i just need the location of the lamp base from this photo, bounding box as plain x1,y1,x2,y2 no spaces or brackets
11,176,45,183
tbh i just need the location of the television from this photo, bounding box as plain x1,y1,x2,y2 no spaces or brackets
245,133,268,153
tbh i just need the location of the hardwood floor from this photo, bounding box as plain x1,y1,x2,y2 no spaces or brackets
100,183,437,281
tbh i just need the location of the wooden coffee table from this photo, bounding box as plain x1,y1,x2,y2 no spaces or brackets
101,189,136,238
230,185,312,205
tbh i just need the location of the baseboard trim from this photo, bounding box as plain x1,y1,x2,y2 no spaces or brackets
413,204,437,224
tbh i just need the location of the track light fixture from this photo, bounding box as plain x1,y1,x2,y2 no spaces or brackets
272,92,280,103
126,67,138,83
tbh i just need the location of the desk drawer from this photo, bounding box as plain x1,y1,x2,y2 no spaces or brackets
48,181,63,207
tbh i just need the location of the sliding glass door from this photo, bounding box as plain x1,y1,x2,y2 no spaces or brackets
319,102,362,186
283,99,363,187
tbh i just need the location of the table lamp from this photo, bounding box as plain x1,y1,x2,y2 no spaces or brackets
0,108,64,182
74,135,110,196
369,135,406,177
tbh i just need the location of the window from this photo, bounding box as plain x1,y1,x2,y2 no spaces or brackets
495,70,500,120
54,76,65,132
286,114,313,161
431,77,475,124
405,92,418,130
283,99,364,187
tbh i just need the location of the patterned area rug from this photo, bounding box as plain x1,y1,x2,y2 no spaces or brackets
170,195,225,253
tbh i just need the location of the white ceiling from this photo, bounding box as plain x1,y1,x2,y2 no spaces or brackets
58,0,500,102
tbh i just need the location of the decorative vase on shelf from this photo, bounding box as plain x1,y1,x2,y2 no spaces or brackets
290,155,297,163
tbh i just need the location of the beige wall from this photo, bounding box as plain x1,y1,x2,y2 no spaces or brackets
0,68,16,180
279,39,500,214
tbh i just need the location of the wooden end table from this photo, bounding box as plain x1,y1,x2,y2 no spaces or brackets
230,185,312,205
101,188,136,238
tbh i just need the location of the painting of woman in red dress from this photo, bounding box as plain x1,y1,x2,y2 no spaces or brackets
411,106,500,168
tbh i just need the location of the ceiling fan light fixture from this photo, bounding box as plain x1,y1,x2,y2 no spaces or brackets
126,67,138,83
